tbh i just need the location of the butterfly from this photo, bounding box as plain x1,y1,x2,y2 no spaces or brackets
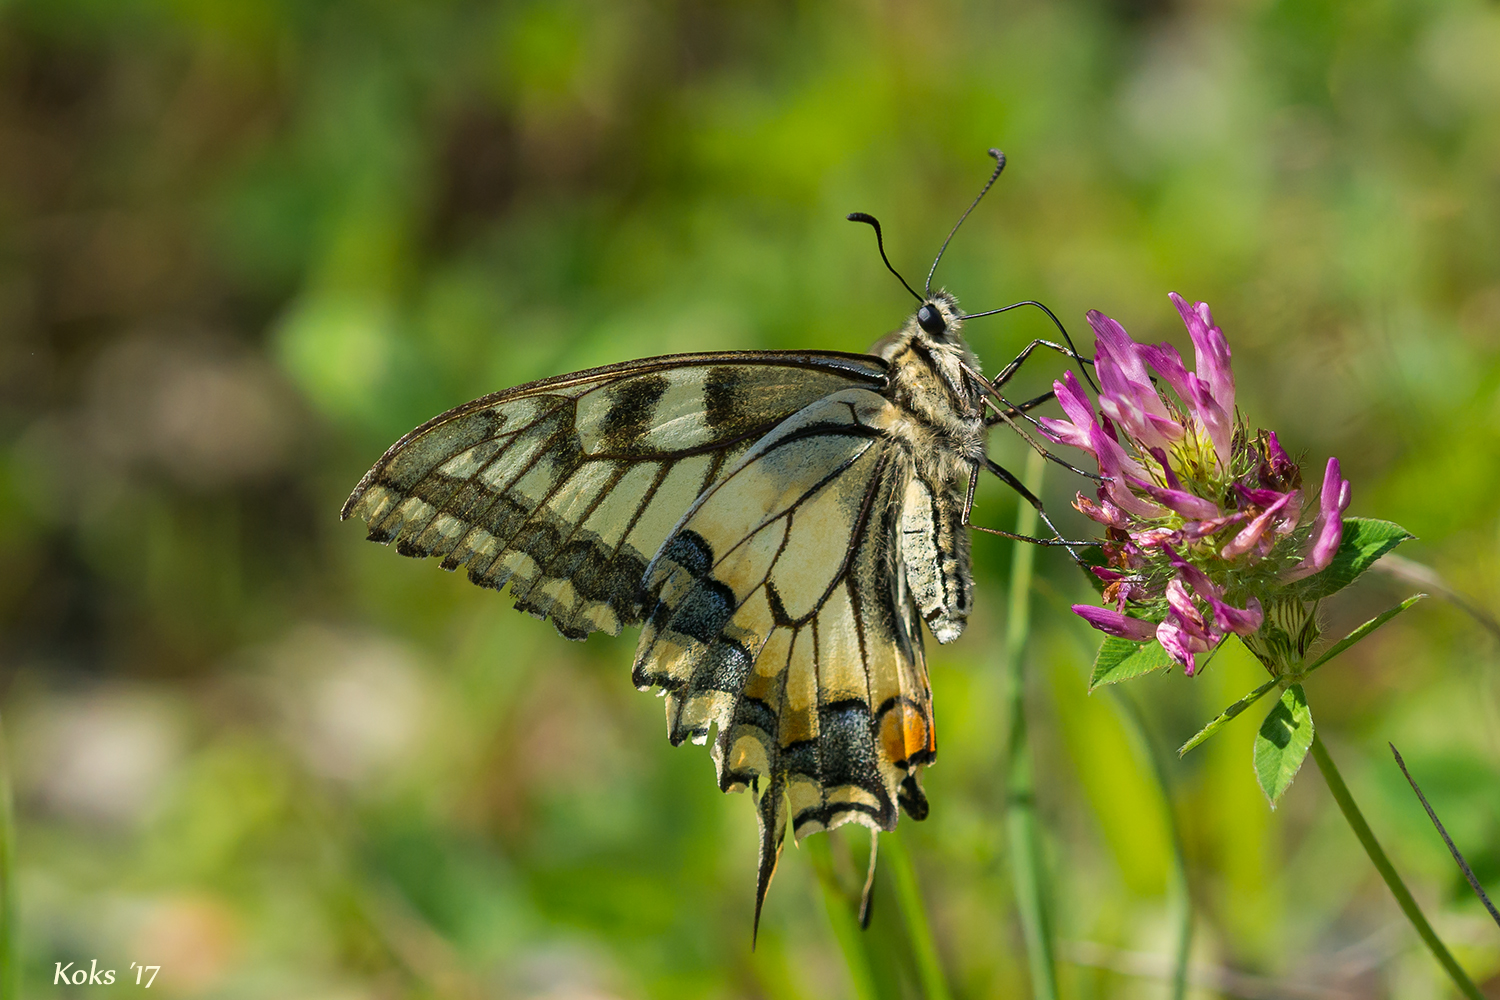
342,150,1088,933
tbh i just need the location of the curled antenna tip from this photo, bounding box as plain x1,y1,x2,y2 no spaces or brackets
848,211,923,303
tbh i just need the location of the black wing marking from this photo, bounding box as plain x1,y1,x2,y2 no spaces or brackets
631,388,936,929
342,351,888,640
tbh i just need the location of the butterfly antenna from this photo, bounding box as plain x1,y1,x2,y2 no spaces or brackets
847,212,922,303
925,148,1006,296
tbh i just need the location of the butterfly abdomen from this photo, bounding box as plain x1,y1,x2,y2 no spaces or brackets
900,471,973,644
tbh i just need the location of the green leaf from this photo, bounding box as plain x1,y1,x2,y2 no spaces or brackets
1298,593,1426,680
1089,638,1174,690
1177,677,1279,756
1294,517,1414,600
1254,684,1315,806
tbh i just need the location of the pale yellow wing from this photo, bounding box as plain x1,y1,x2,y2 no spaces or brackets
632,388,936,924
341,352,887,640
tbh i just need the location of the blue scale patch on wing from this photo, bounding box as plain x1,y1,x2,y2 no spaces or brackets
632,389,938,930
341,352,887,640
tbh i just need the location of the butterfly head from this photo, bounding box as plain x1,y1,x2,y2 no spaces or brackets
912,291,964,344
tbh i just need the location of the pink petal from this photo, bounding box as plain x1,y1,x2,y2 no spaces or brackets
1163,546,1267,636
1156,611,1216,676
1133,526,1182,548
1038,371,1099,453
1165,577,1208,629
1074,492,1129,529
1171,292,1235,419
1285,458,1352,580
1141,325,1232,471
1127,474,1222,520
1054,370,1097,429
1092,321,1179,450
1212,595,1264,635
1180,512,1247,539
1263,431,1297,486
1193,391,1235,474
1235,483,1288,508
1221,491,1295,558
1072,605,1157,642
1087,310,1153,388
1038,416,1092,451
1144,412,1187,444
1137,342,1194,405
1091,426,1167,519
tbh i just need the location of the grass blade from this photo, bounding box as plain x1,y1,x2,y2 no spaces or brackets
1310,735,1483,999
1390,743,1500,930
885,832,953,1000
0,712,16,1000
1003,451,1059,1000
1109,689,1192,1000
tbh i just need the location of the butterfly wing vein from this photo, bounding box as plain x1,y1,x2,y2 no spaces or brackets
342,352,887,640
344,349,955,919
631,388,937,913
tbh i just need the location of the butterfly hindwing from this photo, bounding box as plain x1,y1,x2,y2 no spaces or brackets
342,352,888,640
633,388,937,920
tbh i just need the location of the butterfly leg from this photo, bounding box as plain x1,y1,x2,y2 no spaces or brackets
984,387,1056,426
989,336,1095,391
962,459,1091,562
966,458,1092,567
963,362,1108,484
985,400,1106,483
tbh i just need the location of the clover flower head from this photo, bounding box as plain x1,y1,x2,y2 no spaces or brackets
1050,294,1351,676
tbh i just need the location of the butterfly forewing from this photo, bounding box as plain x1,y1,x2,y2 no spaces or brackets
342,351,887,640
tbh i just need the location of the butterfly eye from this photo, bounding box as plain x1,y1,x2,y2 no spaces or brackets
917,303,946,335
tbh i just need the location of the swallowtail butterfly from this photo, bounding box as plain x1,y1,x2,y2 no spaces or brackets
342,151,1085,931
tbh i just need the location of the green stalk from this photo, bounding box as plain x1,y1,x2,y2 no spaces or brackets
1003,451,1059,1000
1109,690,1191,1000
807,837,879,1000
1309,735,1482,1000
885,831,953,1000
0,712,16,1000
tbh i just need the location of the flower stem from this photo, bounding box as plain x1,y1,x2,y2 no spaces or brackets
885,831,953,1000
1309,734,1483,1000
1003,451,1059,1000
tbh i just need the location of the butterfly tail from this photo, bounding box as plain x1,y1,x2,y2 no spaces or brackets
752,771,789,946
858,827,879,929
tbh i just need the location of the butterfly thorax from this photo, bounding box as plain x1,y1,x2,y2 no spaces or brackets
871,291,987,489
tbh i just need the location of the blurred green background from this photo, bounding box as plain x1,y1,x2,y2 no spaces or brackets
1,0,1498,996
